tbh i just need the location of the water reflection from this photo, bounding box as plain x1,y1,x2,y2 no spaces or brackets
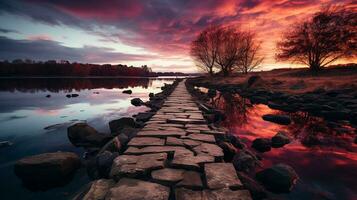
0,77,174,200
208,91,357,200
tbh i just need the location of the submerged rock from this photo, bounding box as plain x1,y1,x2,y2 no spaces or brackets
262,114,291,125
252,138,271,152
67,123,112,147
14,152,80,189
131,98,144,106
122,89,132,94
256,164,298,193
271,131,291,148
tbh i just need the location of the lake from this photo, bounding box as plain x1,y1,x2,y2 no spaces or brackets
210,92,357,200
0,77,176,200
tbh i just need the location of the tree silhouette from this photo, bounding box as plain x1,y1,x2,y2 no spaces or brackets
276,6,356,71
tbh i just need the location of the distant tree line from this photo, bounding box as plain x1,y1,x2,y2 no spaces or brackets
0,60,186,77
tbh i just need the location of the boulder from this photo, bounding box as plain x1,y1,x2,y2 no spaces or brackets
271,131,291,148
71,93,79,97
218,141,237,161
256,164,298,193
226,134,245,149
238,172,267,200
135,112,155,122
96,151,119,178
122,89,132,94
262,114,291,125
108,117,141,133
252,138,271,152
14,152,80,189
232,151,258,172
131,98,144,106
67,123,112,147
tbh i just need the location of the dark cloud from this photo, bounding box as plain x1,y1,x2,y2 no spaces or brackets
0,36,155,63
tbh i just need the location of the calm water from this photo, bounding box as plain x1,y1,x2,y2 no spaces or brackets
210,92,357,200
0,78,175,200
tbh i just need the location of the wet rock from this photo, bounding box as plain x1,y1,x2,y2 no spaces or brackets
218,141,237,161
232,151,258,172
256,164,298,193
271,131,291,148
71,93,79,97
108,117,141,133
207,88,217,98
0,140,12,148
106,178,170,200
82,179,115,200
66,94,71,98
110,153,167,178
204,163,243,190
131,98,144,106
238,172,267,200
252,138,271,152
67,123,112,147
96,151,118,178
134,112,155,122
227,134,245,149
14,152,80,188
45,94,51,98
262,114,291,125
122,89,132,94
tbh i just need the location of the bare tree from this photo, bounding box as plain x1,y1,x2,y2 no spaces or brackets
237,31,264,74
215,26,243,76
190,25,220,76
276,6,356,71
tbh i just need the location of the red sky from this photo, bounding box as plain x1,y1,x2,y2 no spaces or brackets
0,0,356,72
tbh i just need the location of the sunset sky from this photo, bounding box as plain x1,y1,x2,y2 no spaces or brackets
0,0,355,72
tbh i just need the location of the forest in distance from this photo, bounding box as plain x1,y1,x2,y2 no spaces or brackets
0,60,189,77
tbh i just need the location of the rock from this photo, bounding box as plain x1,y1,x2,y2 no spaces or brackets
122,89,132,94
227,134,245,149
45,94,51,98
193,143,224,159
108,117,141,133
252,138,271,152
110,153,167,178
204,163,243,190
66,94,71,98
134,112,155,122
82,179,115,200
271,131,291,148
96,151,118,178
171,154,215,170
207,88,217,98
167,118,206,124
246,75,263,88
238,172,267,200
262,114,291,125
71,93,79,97
182,133,215,143
14,152,80,188
149,92,154,98
175,188,253,200
232,151,258,172
218,141,237,161
131,98,144,106
177,170,203,189
127,137,165,147
256,164,298,193
106,178,170,200
151,168,185,184
0,140,12,148
67,123,112,147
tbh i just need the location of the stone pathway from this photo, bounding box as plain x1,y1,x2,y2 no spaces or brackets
88,81,252,200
